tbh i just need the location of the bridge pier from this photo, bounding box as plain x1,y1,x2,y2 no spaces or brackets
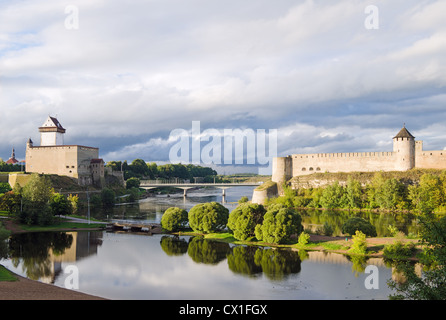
179,187,193,197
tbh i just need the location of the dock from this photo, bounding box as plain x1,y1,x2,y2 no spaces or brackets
106,222,163,234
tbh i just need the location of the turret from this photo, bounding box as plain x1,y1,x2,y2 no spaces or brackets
393,125,415,171
39,116,66,146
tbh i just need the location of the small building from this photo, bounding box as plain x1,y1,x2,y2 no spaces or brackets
25,116,105,186
5,148,19,164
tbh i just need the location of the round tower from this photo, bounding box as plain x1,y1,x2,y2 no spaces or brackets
271,156,292,185
393,125,415,171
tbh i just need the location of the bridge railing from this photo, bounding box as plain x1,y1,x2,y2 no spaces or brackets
140,180,263,186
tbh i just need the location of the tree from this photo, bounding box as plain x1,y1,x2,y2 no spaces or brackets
188,202,229,233
20,174,55,225
126,177,140,189
345,178,364,209
227,203,266,240
50,193,72,217
255,204,303,244
342,217,377,237
388,214,446,299
319,182,346,209
409,174,444,214
161,207,188,232
0,182,12,194
101,188,116,208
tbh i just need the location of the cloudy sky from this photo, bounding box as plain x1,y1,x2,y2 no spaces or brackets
1,0,445,173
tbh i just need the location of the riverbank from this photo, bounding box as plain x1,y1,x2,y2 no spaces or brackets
175,230,420,259
0,266,106,300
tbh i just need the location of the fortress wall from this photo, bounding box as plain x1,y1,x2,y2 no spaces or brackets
290,151,397,176
416,150,446,170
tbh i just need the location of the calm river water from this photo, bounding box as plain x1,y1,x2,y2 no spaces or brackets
1,186,412,300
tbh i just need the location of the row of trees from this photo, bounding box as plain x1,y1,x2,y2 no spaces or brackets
161,202,304,244
0,160,22,173
0,173,116,226
272,172,446,214
106,159,217,181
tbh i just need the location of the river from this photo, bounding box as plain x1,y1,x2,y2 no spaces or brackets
1,186,409,300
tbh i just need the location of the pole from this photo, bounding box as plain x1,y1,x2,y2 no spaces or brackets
87,188,90,225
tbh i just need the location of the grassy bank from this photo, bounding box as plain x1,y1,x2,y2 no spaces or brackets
174,230,419,259
0,265,17,282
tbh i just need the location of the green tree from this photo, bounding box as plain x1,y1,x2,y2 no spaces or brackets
227,203,266,240
348,230,368,255
255,204,303,244
342,217,377,237
345,178,364,209
388,214,446,299
161,207,189,232
188,202,229,233
0,182,12,194
50,193,72,217
409,174,444,214
20,174,55,225
101,188,115,208
319,181,346,209
126,177,141,189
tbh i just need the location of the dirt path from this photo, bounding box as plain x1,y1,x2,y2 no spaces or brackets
0,270,106,300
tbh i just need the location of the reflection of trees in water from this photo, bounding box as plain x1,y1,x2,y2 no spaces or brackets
299,209,419,237
228,246,302,281
160,236,189,256
7,232,73,280
187,237,231,265
159,235,303,280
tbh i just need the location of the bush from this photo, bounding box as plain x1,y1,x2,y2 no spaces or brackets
255,204,303,244
298,232,310,246
348,230,368,255
188,202,229,233
161,207,188,232
227,203,266,240
383,241,416,260
342,217,377,237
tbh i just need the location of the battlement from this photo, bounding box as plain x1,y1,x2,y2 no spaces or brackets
272,126,446,187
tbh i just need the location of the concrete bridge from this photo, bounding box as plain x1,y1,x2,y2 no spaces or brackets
140,180,262,197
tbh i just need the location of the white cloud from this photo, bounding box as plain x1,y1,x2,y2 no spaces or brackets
1,0,446,167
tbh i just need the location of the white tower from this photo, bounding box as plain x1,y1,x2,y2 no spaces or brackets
39,116,66,146
393,125,415,171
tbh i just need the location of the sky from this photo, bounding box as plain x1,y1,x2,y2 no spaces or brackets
1,0,446,174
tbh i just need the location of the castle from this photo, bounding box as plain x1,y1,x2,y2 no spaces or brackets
25,116,105,186
272,126,446,186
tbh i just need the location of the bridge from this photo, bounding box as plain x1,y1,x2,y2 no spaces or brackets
140,180,262,197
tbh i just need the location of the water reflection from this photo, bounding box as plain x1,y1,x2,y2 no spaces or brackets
2,231,401,299
161,236,302,280
5,232,102,283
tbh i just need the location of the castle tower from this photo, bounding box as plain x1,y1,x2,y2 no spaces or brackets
39,116,66,146
271,156,292,190
393,125,415,171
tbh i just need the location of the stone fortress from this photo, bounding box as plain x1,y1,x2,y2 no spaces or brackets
25,116,105,186
272,126,446,186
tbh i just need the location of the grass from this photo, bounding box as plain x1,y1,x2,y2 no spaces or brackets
19,219,106,232
0,265,17,282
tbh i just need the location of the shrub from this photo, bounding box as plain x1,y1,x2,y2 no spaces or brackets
161,207,189,232
348,230,368,255
383,241,416,261
298,232,310,246
188,202,229,233
227,203,266,240
342,217,377,237
255,204,303,244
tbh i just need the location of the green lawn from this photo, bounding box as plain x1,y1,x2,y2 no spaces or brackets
0,265,17,282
